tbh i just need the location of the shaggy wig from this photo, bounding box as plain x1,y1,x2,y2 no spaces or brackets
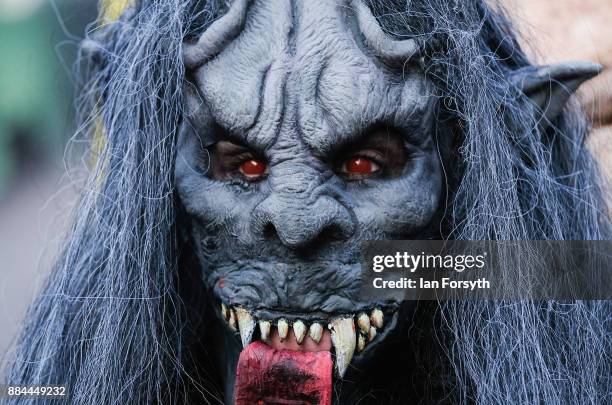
3,0,610,403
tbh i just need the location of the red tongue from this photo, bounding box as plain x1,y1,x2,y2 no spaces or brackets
234,341,332,405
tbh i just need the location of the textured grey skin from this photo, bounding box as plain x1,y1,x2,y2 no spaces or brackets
176,0,441,315
175,3,442,397
173,0,601,400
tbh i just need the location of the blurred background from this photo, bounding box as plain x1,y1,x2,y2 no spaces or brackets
0,0,97,357
0,0,611,358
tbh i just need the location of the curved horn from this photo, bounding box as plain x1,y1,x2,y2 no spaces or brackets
352,0,420,64
183,0,252,69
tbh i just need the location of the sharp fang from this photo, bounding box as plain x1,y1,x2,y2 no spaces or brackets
370,309,383,329
221,303,228,320
277,319,289,340
293,320,306,344
235,307,256,347
357,333,366,352
329,317,356,378
309,323,323,343
259,320,271,342
368,326,377,342
228,308,237,331
357,313,370,334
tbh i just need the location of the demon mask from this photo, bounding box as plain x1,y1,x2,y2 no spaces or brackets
174,0,601,402
6,1,609,404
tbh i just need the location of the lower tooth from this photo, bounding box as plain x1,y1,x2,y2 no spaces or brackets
277,319,289,340
368,326,377,342
309,323,323,343
370,309,384,329
329,317,356,378
357,333,366,352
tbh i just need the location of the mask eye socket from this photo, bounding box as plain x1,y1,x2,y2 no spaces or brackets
334,124,408,181
239,159,268,179
206,140,268,182
341,156,381,177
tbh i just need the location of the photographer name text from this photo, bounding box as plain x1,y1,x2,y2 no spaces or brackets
371,252,490,291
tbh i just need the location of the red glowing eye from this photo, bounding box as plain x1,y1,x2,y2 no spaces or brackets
344,157,378,174
240,159,267,178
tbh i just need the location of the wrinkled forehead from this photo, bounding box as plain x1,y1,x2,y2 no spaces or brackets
186,0,434,152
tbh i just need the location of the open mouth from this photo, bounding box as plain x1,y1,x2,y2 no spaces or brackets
219,303,390,377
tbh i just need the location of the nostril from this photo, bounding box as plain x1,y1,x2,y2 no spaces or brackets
256,219,348,250
325,224,349,241
251,196,355,249
262,223,278,240
294,223,351,253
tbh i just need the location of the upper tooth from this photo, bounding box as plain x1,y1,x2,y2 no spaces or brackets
329,317,356,378
277,319,289,340
357,333,366,352
357,313,370,334
259,320,271,342
235,307,256,347
309,323,323,343
368,326,377,342
293,320,306,344
370,309,383,329
221,303,228,320
228,308,237,331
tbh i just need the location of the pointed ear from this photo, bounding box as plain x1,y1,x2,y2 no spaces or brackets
512,61,602,124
